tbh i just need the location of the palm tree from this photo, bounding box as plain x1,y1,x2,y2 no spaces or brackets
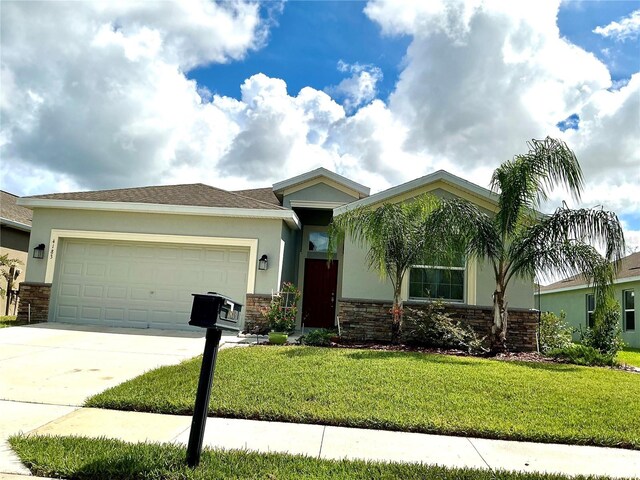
429,137,626,350
329,195,456,343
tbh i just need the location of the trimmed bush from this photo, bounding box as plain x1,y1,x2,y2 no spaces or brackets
580,298,624,357
403,302,487,354
547,344,617,367
299,328,332,346
539,311,573,353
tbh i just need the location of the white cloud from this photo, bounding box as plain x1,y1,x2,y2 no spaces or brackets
593,9,640,42
0,1,265,193
326,61,383,112
1,0,638,248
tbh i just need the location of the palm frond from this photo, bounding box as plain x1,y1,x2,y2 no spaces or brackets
506,205,625,287
490,137,583,236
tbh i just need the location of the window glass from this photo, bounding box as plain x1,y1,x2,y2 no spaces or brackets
586,293,595,328
409,265,465,302
623,290,635,331
308,232,334,253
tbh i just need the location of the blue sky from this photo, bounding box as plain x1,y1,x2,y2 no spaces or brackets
1,0,639,248
189,1,411,101
189,1,639,102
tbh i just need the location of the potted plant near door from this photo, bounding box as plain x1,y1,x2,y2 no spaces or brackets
264,282,300,344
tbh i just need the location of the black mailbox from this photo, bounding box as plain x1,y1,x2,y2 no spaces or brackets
189,292,243,331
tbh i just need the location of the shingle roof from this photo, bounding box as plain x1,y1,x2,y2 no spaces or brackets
540,251,640,292
24,183,287,210
232,187,281,206
1,191,32,226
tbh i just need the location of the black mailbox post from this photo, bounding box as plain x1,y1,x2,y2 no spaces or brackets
186,292,243,468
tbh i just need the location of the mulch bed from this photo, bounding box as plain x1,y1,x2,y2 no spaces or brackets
273,340,640,373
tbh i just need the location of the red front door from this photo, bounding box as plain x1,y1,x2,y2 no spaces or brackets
302,259,338,328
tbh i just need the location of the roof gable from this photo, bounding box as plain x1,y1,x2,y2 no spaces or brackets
335,170,498,215
272,167,370,199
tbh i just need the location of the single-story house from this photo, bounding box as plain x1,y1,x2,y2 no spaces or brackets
536,251,639,348
1,191,32,315
17,168,537,349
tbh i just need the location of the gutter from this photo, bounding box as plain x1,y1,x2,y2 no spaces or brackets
0,217,32,232
16,198,301,230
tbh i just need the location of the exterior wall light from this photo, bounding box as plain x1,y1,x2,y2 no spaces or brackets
33,243,46,259
258,254,268,271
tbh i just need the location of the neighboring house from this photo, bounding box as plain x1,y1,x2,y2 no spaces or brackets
537,252,640,348
16,168,535,347
1,191,32,315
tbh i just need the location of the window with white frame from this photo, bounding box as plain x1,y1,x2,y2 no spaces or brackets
623,289,635,331
409,256,465,302
586,293,595,328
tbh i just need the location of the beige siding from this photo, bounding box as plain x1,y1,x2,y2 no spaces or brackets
340,234,533,309
26,208,286,295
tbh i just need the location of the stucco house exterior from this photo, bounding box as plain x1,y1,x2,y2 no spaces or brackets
17,168,537,349
1,191,32,316
537,252,639,348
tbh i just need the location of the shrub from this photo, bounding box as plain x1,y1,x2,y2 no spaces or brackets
539,311,573,353
404,302,487,355
579,297,624,357
547,344,617,367
262,283,301,333
299,328,332,346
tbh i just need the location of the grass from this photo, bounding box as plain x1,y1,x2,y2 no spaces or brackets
0,315,28,328
618,347,640,368
8,435,619,480
86,346,640,449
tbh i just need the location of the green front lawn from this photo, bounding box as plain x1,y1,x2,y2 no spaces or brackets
86,346,640,449
618,348,640,368
9,435,616,480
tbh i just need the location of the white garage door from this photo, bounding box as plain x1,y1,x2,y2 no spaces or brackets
52,238,250,330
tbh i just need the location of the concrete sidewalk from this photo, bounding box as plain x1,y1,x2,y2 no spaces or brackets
4,405,639,479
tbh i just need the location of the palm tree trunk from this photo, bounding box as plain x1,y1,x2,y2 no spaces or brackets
491,290,508,352
391,283,403,344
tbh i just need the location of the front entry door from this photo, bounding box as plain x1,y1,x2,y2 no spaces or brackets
302,259,338,328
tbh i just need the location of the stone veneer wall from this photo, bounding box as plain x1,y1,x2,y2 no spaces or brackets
16,282,52,323
243,293,272,333
337,298,539,352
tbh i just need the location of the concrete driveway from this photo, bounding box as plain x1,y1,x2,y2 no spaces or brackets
0,322,213,475
0,323,208,406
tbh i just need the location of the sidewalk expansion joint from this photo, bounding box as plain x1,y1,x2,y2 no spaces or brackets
466,438,493,473
317,426,327,459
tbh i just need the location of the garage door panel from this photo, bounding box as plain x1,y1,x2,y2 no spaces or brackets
81,306,101,320
83,285,104,298
107,286,127,299
204,269,225,284
86,263,107,278
229,250,249,263
63,262,84,276
60,283,81,297
108,264,130,281
183,248,203,261
152,289,176,302
57,305,79,321
88,244,110,257
65,243,86,256
130,265,155,283
105,308,125,322
52,239,250,330
130,288,150,300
